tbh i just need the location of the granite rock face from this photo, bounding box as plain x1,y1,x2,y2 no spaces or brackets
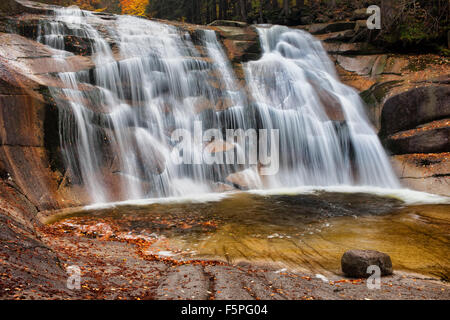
213,25,261,64
379,86,450,138
0,32,90,210
391,153,450,196
376,86,450,195
385,119,450,155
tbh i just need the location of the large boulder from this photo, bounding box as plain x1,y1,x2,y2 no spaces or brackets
315,87,345,121
214,26,256,41
208,20,247,28
323,42,381,55
351,8,371,21
380,85,450,137
0,0,23,16
0,0,51,16
336,55,380,76
341,249,393,278
315,30,355,43
360,80,403,131
226,168,262,190
308,22,356,35
385,119,450,155
215,26,261,64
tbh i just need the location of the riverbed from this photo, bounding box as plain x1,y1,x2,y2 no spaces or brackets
44,187,450,280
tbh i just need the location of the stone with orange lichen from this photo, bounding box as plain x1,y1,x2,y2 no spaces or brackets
385,119,450,155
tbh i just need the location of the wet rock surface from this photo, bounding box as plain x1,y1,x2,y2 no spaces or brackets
391,153,450,196
375,85,449,194
0,1,252,210
2,176,450,300
0,180,75,299
0,31,91,210
215,26,261,64
3,210,446,300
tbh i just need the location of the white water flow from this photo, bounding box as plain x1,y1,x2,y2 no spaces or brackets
38,7,399,203
245,26,399,188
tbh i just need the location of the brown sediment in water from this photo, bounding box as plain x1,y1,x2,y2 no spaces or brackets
42,192,450,280
3,190,445,300
0,193,442,300
32,209,449,300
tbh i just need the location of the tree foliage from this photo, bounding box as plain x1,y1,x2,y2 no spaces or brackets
33,0,450,51
146,0,309,25
377,0,449,49
116,0,145,16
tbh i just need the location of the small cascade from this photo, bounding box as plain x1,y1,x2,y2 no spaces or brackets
245,26,399,188
37,7,399,204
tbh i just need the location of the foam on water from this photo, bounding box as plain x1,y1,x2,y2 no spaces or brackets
83,192,232,211
83,186,449,212
248,186,450,205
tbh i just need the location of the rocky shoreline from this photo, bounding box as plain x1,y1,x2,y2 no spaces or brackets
0,0,449,300
1,184,448,300
2,197,449,300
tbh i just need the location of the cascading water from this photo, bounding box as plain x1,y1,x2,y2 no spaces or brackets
245,26,400,188
38,7,399,204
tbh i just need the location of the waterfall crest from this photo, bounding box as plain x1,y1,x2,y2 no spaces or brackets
38,8,399,203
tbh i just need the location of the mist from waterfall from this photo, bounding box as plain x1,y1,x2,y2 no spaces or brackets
38,7,399,203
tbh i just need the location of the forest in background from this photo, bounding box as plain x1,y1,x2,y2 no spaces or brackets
17,1,450,52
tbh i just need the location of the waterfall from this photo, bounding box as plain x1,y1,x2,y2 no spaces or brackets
245,26,400,188
38,7,399,203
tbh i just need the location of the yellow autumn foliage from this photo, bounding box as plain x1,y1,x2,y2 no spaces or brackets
120,0,148,16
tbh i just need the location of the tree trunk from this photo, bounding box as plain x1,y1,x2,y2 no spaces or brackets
219,0,223,19
206,0,210,23
280,0,290,21
239,0,247,21
211,0,217,21
380,0,396,30
271,0,279,10
296,0,304,8
259,1,264,23
193,0,200,24
223,0,228,20
282,0,290,16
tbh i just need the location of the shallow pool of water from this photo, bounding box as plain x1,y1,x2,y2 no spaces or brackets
49,190,450,279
